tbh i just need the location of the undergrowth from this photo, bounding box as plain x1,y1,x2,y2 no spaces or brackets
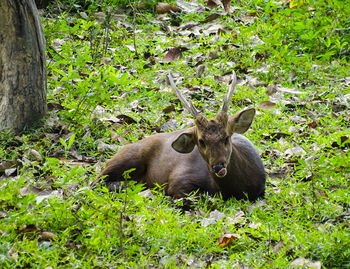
1,0,349,268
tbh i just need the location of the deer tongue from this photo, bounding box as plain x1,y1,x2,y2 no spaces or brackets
216,167,227,178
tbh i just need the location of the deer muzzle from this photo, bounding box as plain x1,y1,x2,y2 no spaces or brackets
212,164,227,178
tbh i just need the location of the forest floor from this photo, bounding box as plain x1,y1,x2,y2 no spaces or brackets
1,0,349,268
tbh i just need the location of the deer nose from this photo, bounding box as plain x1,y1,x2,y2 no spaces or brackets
212,164,224,173
212,163,227,177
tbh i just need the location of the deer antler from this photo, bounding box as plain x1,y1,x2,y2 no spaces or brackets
221,71,237,113
167,72,200,118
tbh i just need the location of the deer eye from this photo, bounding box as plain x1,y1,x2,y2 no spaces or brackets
199,139,206,148
224,136,230,145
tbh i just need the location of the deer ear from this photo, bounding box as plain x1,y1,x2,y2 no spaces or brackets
172,128,196,153
228,108,255,134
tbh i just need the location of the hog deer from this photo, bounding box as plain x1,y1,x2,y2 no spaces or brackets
93,71,266,201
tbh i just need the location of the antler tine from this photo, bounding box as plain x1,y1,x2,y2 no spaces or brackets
221,70,237,113
167,72,200,118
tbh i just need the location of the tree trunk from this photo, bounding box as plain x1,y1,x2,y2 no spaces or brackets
0,0,47,133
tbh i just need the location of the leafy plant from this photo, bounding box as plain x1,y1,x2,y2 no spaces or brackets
1,0,349,267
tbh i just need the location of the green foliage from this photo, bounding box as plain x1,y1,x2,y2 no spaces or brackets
1,0,349,268
48,0,161,13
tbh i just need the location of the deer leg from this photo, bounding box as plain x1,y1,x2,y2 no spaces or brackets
166,177,214,198
92,144,147,189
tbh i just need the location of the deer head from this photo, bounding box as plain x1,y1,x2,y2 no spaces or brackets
168,71,255,178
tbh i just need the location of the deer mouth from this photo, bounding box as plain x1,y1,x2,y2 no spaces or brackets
212,164,227,178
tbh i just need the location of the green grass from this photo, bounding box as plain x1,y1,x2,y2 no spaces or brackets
1,0,349,267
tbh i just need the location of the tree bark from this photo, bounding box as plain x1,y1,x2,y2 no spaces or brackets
0,0,47,133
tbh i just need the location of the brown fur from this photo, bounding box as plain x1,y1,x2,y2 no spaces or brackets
94,108,266,201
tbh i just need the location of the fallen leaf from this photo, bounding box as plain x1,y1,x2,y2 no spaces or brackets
202,13,220,23
247,222,261,229
113,114,136,125
331,136,349,149
163,47,183,63
7,245,18,261
201,210,226,227
28,149,43,161
35,190,63,205
307,121,317,129
271,240,284,254
222,0,231,12
100,57,111,64
209,50,219,60
196,65,206,77
258,101,276,110
288,126,298,133
95,11,106,21
284,146,306,158
157,120,177,132
19,224,39,235
218,233,241,247
247,11,258,16
176,0,204,13
207,0,222,9
290,258,321,269
277,87,303,94
0,160,18,173
162,105,175,114
156,3,181,14
39,231,58,241
0,212,7,219
267,83,278,96
204,23,227,36
226,210,245,225
138,189,154,198
316,189,328,198
97,142,118,153
5,168,17,177
178,22,200,30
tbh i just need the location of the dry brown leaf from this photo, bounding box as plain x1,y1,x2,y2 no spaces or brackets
162,105,175,114
204,24,227,36
226,210,245,225
218,233,241,247
0,160,18,173
284,146,306,158
116,114,137,125
39,231,58,241
258,101,276,110
307,121,318,129
7,245,18,261
156,3,181,14
0,212,7,219
201,210,226,227
267,83,278,96
95,11,106,21
290,258,321,269
100,57,111,64
247,222,261,229
202,13,220,23
278,87,303,94
111,132,127,144
209,50,219,60
163,47,183,63
176,0,204,13
331,136,349,149
207,0,222,9
271,240,284,254
196,65,206,78
222,0,231,12
4,168,16,177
